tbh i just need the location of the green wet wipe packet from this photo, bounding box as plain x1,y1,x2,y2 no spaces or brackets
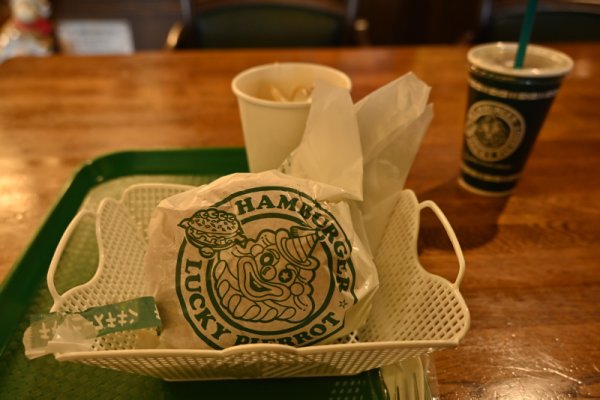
23,296,162,359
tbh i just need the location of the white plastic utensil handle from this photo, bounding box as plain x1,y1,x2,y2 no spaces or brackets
419,200,466,287
47,210,96,306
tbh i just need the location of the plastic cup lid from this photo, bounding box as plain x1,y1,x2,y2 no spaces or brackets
468,42,574,78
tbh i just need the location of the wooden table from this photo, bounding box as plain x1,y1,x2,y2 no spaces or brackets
1,44,598,399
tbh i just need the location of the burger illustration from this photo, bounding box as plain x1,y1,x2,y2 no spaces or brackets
178,208,247,257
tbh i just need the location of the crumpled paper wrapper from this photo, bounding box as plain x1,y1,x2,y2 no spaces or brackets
282,72,433,251
145,72,432,350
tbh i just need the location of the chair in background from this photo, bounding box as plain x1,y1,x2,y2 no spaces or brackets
473,0,600,43
165,0,365,49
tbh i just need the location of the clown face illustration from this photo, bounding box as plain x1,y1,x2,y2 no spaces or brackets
213,227,321,324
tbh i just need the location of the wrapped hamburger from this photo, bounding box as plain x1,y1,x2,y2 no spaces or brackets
144,171,377,349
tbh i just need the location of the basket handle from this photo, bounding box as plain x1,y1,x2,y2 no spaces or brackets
419,200,465,287
47,210,96,306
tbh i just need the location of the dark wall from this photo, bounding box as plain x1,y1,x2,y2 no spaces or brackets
5,0,595,51
46,0,485,50
44,0,488,50
358,0,483,44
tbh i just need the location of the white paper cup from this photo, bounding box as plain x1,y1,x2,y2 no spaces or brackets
232,62,352,172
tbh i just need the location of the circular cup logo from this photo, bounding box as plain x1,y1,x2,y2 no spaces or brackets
175,186,355,349
465,100,525,161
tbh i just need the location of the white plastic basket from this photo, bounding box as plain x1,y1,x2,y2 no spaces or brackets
46,184,469,381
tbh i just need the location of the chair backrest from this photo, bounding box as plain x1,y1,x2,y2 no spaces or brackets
176,0,358,48
474,0,600,43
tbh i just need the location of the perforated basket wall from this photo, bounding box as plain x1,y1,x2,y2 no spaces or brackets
48,184,469,381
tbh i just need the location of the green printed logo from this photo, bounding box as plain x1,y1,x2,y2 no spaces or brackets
175,186,355,349
465,100,525,162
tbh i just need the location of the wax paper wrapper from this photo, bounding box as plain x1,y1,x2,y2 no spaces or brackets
284,72,433,251
144,171,377,349
144,72,432,350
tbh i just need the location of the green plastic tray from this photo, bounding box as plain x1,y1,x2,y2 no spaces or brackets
0,148,393,399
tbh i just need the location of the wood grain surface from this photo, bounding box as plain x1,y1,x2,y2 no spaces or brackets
0,44,598,399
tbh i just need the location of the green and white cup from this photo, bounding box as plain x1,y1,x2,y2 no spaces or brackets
459,42,573,196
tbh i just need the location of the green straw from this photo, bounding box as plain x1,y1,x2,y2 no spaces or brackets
514,0,538,68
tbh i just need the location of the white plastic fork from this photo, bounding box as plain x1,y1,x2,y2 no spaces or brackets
381,357,426,400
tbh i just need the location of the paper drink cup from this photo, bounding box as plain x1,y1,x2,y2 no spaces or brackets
459,42,573,196
232,62,352,172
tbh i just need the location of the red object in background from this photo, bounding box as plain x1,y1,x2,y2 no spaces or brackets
13,16,52,36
